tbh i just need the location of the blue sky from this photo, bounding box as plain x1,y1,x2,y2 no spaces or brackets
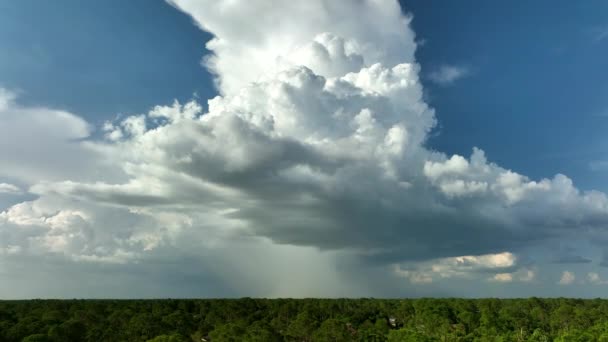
0,0,214,122
1,0,608,298
407,1,608,192
2,0,608,190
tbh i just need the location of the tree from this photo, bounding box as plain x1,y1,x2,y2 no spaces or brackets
209,321,247,342
147,333,189,342
387,328,433,342
162,310,193,336
285,311,318,342
528,328,549,342
242,321,281,342
374,318,389,337
48,319,86,342
312,319,350,342
22,334,50,342
126,313,162,341
555,329,596,342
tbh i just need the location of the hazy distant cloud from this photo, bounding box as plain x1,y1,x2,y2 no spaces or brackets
428,64,470,85
551,247,593,264
598,252,608,268
590,26,608,42
553,255,592,264
519,269,536,282
590,160,608,172
393,266,433,284
415,38,427,47
593,107,608,117
559,271,575,285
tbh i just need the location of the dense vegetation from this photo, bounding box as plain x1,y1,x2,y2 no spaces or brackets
2,298,608,341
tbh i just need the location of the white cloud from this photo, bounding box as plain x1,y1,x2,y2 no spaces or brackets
424,154,471,180
490,273,513,282
428,64,469,85
559,271,575,285
429,252,516,277
168,0,416,95
0,88,117,184
0,89,17,109
0,183,21,194
3,0,608,297
587,272,608,285
488,268,535,283
588,272,600,283
395,252,519,284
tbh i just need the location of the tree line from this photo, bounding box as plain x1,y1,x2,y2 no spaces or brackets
2,297,608,341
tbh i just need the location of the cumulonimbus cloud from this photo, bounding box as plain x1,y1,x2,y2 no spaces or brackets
1,0,608,296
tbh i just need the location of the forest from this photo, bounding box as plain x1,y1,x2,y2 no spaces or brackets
2,298,608,341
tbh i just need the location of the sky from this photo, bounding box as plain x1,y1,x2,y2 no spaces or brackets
0,0,608,298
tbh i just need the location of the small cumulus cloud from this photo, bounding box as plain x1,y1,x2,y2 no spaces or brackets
428,64,470,86
587,272,608,285
490,273,513,283
558,271,575,285
488,268,535,283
